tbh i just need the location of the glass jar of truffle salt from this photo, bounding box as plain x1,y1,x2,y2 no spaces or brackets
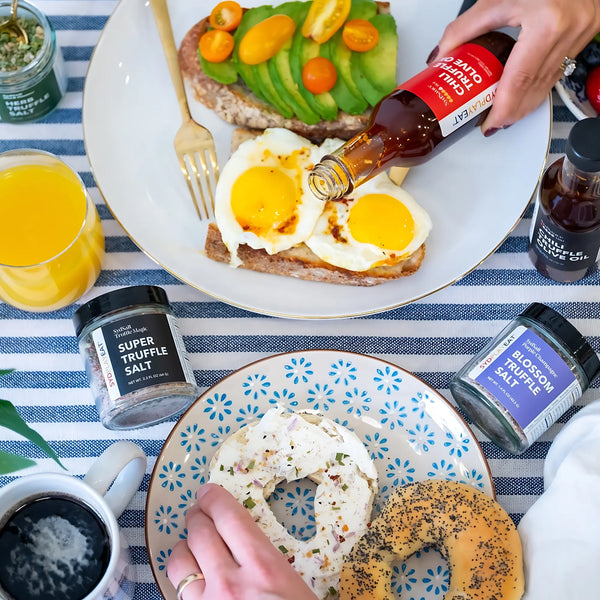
73,286,199,430
0,0,67,123
450,303,600,454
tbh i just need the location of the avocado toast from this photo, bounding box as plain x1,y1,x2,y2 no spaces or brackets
178,0,398,141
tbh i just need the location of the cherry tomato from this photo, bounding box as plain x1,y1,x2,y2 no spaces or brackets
199,29,235,63
239,15,296,65
586,65,600,114
342,19,379,52
209,1,243,32
302,56,337,94
301,0,351,44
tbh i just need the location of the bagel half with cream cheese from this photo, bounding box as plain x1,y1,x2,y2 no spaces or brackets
208,408,378,599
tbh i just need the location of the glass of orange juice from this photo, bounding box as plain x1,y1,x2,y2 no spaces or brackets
0,149,105,312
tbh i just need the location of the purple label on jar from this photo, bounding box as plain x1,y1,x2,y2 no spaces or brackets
468,325,578,430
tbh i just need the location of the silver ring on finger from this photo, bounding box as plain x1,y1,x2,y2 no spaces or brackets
176,572,205,600
560,56,577,77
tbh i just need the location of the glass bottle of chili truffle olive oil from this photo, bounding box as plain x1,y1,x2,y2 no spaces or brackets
308,31,515,201
528,117,600,282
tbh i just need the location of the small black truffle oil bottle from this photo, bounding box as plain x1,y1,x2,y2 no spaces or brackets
529,117,600,282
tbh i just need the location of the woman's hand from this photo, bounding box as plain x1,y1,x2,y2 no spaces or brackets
434,0,600,135
167,483,320,600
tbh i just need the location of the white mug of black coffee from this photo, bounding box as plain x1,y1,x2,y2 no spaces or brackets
0,440,146,600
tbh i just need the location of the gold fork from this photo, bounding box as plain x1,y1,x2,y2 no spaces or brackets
150,0,219,220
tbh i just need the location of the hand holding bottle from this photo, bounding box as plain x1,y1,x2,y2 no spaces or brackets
434,0,600,135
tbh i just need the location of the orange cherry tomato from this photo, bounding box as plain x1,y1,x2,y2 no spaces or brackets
302,56,337,94
199,29,235,63
209,1,243,31
301,0,351,44
342,19,379,52
239,14,296,65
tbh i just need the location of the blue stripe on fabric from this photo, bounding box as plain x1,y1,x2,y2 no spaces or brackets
39,108,82,124
95,270,184,286
67,76,85,92
49,15,109,30
105,236,142,252
0,337,78,353
455,267,600,286
0,139,85,154
61,46,95,62
0,371,87,388
550,138,566,154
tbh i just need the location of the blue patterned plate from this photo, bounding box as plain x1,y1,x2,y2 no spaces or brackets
146,351,493,599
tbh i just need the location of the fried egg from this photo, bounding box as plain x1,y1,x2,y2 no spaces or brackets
305,174,432,272
214,128,324,266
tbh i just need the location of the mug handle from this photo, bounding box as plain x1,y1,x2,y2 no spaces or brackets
83,441,147,518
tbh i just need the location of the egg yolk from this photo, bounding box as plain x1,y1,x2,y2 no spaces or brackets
348,193,415,250
231,166,299,235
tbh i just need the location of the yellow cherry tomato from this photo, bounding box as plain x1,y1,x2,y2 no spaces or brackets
209,1,243,32
238,15,297,65
301,0,351,44
342,19,379,52
199,29,235,63
302,56,337,93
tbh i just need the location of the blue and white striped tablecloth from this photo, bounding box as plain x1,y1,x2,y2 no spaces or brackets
0,2,598,598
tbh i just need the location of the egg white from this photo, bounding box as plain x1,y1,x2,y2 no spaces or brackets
214,128,324,266
305,174,432,272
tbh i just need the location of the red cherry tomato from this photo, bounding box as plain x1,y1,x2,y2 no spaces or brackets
209,1,243,31
302,56,337,94
342,19,379,52
586,65,600,114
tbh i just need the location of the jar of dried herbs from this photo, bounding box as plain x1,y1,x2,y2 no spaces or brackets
0,0,66,123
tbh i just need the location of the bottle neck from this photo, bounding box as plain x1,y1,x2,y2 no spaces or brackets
309,131,388,201
561,156,600,198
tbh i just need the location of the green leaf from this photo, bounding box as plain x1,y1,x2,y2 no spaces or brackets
0,449,36,475
0,369,15,377
0,400,65,470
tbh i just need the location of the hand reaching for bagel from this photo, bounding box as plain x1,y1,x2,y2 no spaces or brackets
432,0,600,136
167,483,319,600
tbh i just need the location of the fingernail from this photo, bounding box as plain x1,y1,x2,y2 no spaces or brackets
484,127,499,137
426,45,439,64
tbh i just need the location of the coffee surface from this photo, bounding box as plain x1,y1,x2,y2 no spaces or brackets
0,495,111,600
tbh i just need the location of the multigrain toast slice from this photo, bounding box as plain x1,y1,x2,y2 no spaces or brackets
178,3,391,141
205,222,426,286
203,129,425,286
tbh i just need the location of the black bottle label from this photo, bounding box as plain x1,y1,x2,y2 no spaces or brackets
91,313,195,400
529,203,600,271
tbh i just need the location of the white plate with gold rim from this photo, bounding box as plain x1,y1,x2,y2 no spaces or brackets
145,350,494,599
83,0,551,319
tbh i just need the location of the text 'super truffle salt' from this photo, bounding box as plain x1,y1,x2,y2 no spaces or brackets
73,286,198,429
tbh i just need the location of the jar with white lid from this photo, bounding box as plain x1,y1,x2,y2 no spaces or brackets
73,286,199,430
0,0,67,122
450,303,600,454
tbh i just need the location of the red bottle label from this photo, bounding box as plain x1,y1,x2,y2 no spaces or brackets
400,43,505,137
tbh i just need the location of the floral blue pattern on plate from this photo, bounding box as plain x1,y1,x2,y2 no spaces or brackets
146,351,494,599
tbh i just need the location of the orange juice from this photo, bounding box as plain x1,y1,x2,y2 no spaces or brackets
0,155,105,311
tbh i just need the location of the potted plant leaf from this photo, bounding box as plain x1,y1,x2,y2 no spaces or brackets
0,369,64,475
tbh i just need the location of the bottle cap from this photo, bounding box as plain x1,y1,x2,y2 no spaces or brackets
521,302,600,384
566,117,600,172
73,285,170,336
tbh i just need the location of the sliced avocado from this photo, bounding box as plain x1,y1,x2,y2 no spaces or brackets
289,7,338,123
320,34,368,115
354,13,398,106
347,0,378,20
248,6,295,118
268,2,321,125
199,52,238,85
232,6,271,102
